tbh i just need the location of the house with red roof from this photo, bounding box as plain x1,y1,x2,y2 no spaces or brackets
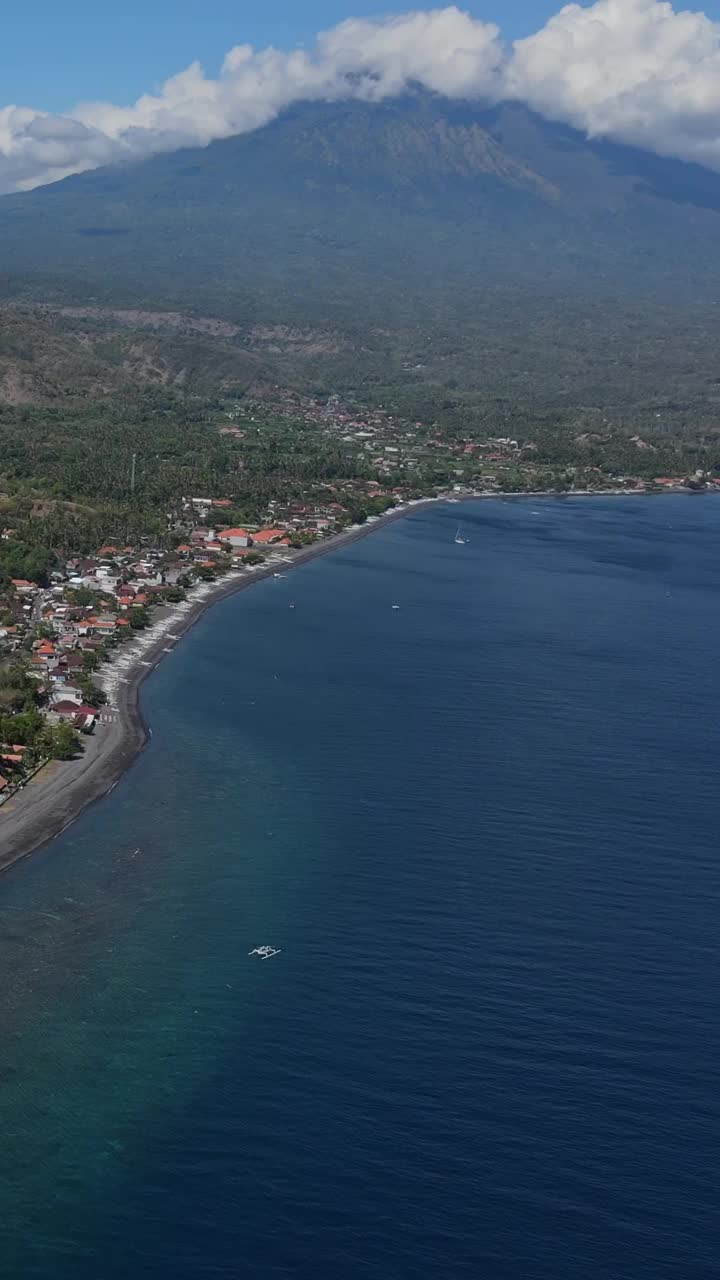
218,527,251,548
84,616,117,634
51,701,97,720
252,528,287,545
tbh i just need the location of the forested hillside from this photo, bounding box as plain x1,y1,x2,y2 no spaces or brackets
1,92,720,495
4,94,720,316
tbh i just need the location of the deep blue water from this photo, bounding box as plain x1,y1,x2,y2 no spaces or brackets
1,496,719,1279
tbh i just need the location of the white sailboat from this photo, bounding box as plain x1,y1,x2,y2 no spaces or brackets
454,526,467,545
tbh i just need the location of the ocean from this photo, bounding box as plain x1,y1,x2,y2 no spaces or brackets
0,496,718,1279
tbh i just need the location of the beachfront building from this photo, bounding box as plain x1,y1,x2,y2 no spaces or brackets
218,528,251,549
252,529,287,546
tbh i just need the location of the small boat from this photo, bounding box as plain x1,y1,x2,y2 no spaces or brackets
248,946,282,960
273,573,287,579
454,527,467,545
392,604,401,610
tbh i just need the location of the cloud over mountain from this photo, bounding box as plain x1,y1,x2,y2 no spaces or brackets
508,0,720,170
3,2,720,194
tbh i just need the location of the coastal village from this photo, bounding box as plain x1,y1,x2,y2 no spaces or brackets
223,385,720,499
0,515,325,807
1,384,718,815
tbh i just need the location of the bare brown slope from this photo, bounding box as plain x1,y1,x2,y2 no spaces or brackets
0,306,264,405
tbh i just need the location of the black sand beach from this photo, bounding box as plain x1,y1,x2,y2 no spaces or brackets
0,503,429,873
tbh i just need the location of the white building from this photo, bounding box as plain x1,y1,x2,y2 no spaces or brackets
218,528,251,549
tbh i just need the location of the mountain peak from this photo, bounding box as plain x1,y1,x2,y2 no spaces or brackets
1,94,720,319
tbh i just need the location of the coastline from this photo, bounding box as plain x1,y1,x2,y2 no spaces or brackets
0,500,432,874
0,485,707,874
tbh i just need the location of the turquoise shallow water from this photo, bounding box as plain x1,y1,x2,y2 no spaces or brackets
0,496,719,1278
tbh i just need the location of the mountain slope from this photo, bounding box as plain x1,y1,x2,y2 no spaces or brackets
4,93,720,426
2,93,720,327
0,305,263,405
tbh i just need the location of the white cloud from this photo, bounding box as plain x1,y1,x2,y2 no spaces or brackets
3,3,720,195
507,0,720,170
0,7,504,192
315,9,504,98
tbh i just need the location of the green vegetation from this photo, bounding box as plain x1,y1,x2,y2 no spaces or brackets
0,92,719,507
4,95,720,319
0,663,36,714
41,721,82,760
75,673,107,708
0,662,81,777
0,375,715,593
0,93,717,623
2,91,720,805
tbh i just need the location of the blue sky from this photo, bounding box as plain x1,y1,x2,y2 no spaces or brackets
4,1,720,193
1,1,584,111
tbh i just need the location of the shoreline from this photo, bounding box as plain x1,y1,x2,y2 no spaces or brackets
0,485,708,874
0,499,435,874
